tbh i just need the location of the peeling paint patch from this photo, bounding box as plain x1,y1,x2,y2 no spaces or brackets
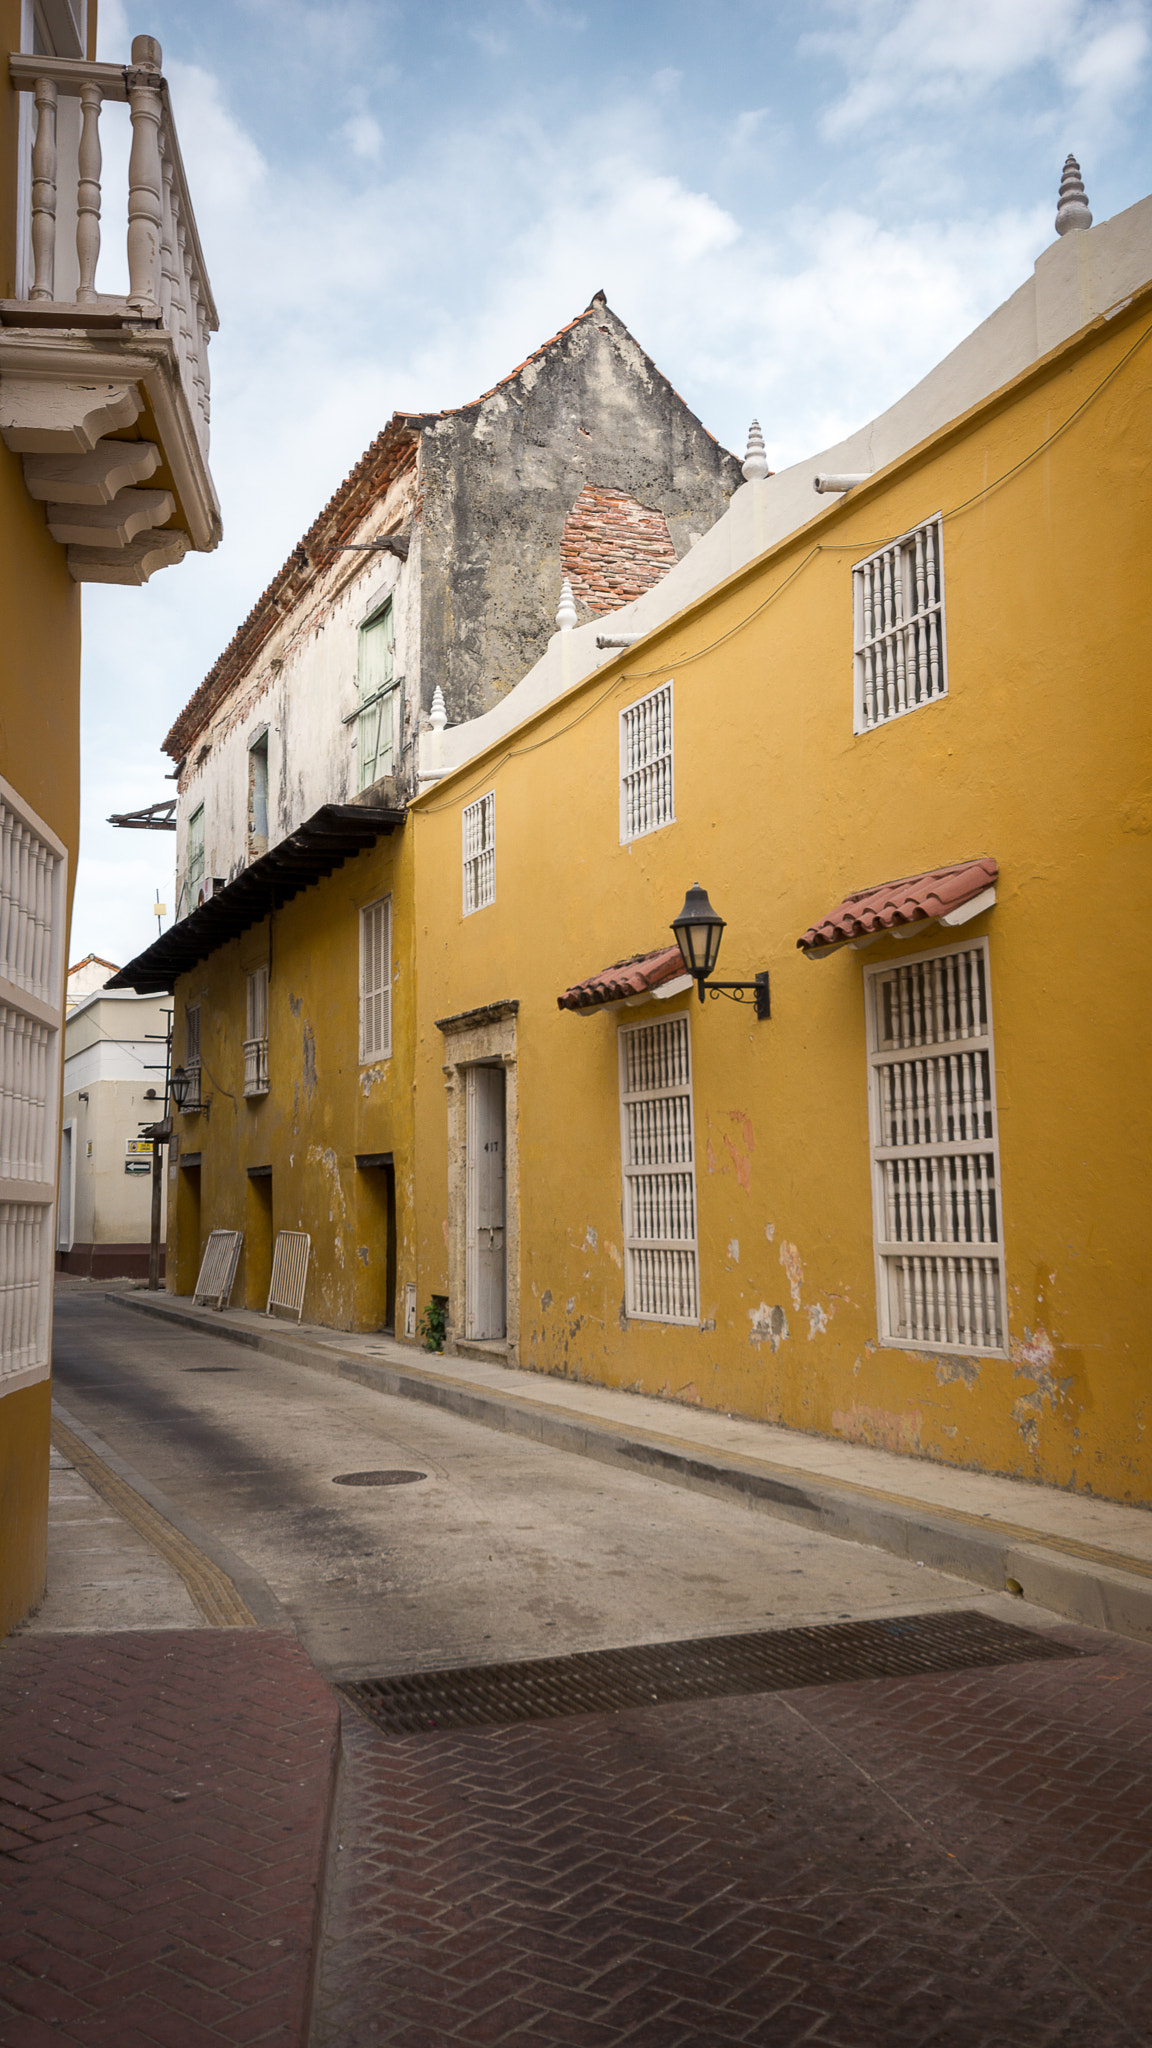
675,1381,703,1406
288,993,302,1018
357,1247,369,1265
727,1239,740,1265
723,1111,754,1193
359,1064,387,1096
1011,1324,1056,1373
764,1222,775,1242
832,1403,922,1454
566,1298,576,1315
584,1226,597,1251
749,1303,788,1352
1012,1399,1040,1455
779,1241,803,1311
541,1290,553,1311
605,1241,621,1268
302,1023,317,1098
936,1354,980,1388
806,1302,829,1340
442,1217,449,1247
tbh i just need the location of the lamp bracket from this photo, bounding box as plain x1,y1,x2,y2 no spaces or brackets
702,972,771,1021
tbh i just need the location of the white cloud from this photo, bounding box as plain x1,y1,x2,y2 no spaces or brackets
343,112,386,162
811,0,1150,149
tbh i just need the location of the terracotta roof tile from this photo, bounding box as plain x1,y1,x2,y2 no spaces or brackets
558,945,686,1011
797,859,998,956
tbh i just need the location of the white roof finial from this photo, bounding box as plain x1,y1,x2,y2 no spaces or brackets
429,684,447,731
742,419,770,482
556,577,577,632
1055,154,1092,236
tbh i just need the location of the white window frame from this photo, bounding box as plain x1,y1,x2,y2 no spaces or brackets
186,803,205,907
618,1011,699,1325
864,936,1007,1359
244,965,269,1096
620,680,675,844
354,599,400,793
462,792,495,916
853,514,947,734
0,770,67,1394
359,895,392,1064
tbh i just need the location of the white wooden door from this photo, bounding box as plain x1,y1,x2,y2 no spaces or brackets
465,1065,506,1340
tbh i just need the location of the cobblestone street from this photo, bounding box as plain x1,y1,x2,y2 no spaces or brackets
314,1622,1152,2048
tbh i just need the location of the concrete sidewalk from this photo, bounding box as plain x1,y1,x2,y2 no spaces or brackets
0,1412,339,2047
114,1285,1152,1645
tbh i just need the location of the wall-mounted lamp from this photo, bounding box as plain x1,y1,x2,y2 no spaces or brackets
170,1066,208,1118
671,884,771,1020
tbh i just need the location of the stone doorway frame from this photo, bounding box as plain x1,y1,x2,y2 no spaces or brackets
435,1000,519,1363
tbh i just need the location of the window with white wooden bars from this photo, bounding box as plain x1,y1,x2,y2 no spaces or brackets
183,1000,202,1111
853,516,946,733
356,602,399,792
359,896,391,1063
244,966,269,1096
865,939,1006,1358
620,681,674,843
462,793,495,915
619,1013,699,1324
0,774,66,1393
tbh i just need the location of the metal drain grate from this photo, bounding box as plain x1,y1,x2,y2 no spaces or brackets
339,1610,1080,1735
332,1470,428,1487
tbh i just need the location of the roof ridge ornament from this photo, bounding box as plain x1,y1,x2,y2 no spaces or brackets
1055,154,1092,236
429,684,447,731
741,419,770,482
555,577,577,632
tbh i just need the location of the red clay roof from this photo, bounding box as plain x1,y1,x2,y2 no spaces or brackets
797,859,998,955
558,945,686,1012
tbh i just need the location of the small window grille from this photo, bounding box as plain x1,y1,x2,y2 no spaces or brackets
462,793,495,915
619,1013,699,1324
183,1001,202,1111
865,939,1006,1357
356,602,398,792
853,516,946,733
359,896,391,1062
620,681,674,843
0,775,66,1391
244,966,269,1096
187,804,205,905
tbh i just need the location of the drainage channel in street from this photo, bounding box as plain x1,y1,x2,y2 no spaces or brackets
338,1607,1082,1735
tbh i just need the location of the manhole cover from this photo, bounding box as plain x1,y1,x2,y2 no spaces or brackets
339,1610,1081,1735
332,1470,427,1487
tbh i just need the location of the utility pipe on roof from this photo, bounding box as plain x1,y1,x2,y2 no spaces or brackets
813,473,871,493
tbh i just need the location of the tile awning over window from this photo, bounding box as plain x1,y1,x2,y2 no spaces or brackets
798,858,997,959
558,945,690,1012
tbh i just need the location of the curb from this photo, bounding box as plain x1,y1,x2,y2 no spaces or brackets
53,1398,292,1632
107,1290,1152,1646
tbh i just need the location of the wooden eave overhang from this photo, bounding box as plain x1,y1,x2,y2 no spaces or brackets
106,804,405,993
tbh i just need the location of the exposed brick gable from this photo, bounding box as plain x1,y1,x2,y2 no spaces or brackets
561,484,679,616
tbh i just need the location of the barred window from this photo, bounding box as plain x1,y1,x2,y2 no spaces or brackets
356,600,399,792
244,966,269,1097
0,773,67,1392
618,1012,699,1324
865,940,1006,1357
620,681,674,843
183,1001,202,1112
853,516,946,733
462,792,495,915
359,896,391,1062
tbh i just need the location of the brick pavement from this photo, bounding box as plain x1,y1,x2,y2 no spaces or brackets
312,1620,1152,2047
0,1630,339,2046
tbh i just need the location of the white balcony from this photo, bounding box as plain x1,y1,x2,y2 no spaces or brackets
1,34,220,584
243,1038,269,1098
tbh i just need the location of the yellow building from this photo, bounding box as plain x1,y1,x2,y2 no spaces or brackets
406,274,1152,1504
0,3,220,1632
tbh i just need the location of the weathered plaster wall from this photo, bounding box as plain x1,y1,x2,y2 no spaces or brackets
166,827,415,1333
173,465,417,906
408,294,1152,1504
416,300,742,723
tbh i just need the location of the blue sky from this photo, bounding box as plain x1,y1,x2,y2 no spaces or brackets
75,0,1152,964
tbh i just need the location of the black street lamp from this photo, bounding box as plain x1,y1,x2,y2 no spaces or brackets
671,884,771,1019
170,1064,192,1111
